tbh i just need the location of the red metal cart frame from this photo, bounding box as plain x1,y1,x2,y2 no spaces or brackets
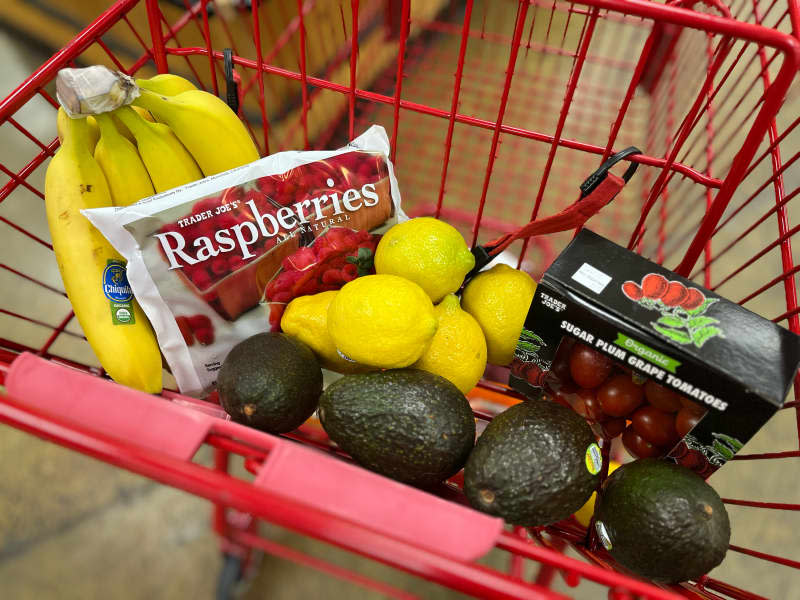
1,0,800,598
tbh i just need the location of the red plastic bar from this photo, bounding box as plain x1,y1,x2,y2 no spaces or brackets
0,392,568,600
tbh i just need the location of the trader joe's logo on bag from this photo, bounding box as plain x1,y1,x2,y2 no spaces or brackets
621,273,723,348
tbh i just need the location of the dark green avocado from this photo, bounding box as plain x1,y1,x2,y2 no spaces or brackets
595,458,730,583
218,332,322,433
464,399,599,526
318,369,475,487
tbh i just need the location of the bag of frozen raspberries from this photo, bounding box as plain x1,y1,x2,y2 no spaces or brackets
85,125,405,396
510,229,800,478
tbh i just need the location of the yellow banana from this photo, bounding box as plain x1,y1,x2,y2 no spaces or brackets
113,106,155,144
93,113,155,207
57,108,99,151
136,73,197,96
133,88,259,176
113,105,202,193
45,114,162,393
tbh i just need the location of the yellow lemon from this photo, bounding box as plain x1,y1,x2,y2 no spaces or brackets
462,264,537,366
574,460,621,527
281,291,372,374
414,294,487,394
328,274,437,368
375,217,475,302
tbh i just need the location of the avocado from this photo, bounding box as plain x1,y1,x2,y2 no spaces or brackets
594,458,730,583
218,332,322,433
464,399,599,526
318,369,475,487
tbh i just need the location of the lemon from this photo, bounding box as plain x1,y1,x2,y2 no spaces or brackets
574,460,621,527
327,274,437,368
462,264,537,366
414,294,487,394
375,217,475,302
281,291,372,374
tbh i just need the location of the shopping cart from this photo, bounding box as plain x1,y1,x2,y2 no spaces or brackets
1,0,799,598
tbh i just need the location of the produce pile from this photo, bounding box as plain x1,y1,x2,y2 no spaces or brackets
217,215,730,584
44,68,732,586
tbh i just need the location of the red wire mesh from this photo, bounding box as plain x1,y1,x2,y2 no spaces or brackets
1,0,800,598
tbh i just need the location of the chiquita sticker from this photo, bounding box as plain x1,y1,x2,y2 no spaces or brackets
103,260,135,325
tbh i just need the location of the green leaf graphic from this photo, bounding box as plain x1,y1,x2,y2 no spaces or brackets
516,340,541,353
688,316,719,329
712,440,734,461
658,315,685,328
713,433,743,451
652,323,692,345
519,329,545,345
693,326,722,348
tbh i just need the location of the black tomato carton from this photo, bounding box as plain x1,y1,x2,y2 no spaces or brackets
510,229,800,478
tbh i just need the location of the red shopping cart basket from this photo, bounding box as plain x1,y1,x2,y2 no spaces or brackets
2,0,800,598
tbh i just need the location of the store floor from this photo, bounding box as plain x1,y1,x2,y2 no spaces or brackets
1,18,799,600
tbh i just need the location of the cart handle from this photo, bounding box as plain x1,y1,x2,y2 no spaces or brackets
1,353,504,564
464,147,641,283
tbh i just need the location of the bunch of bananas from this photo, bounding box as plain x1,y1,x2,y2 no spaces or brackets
45,73,260,393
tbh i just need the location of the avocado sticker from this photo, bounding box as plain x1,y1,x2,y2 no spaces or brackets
621,273,723,348
595,520,612,550
585,443,602,475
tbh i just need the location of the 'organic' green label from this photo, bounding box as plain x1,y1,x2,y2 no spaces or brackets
614,333,681,373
